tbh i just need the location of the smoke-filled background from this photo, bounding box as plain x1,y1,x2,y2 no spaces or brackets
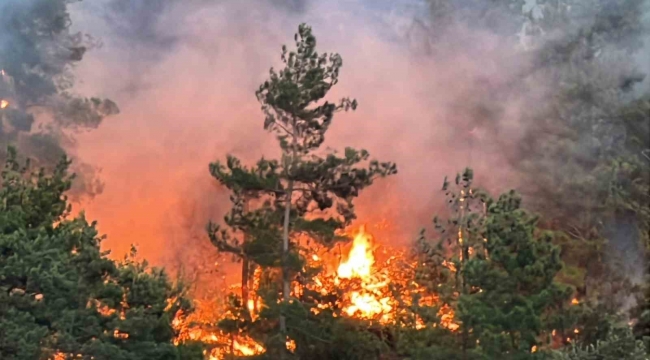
66,0,520,264
3,1,650,356
19,0,645,289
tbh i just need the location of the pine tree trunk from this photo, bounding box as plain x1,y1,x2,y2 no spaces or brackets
242,198,250,312
242,258,249,311
252,264,260,313
280,178,293,336
280,130,297,340
459,190,469,360
230,332,235,357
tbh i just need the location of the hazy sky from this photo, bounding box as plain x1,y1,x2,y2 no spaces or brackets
62,0,648,283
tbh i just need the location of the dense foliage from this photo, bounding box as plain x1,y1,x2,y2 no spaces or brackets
553,327,648,360
408,169,573,359
0,147,201,360
420,1,650,357
202,17,648,359
0,0,647,359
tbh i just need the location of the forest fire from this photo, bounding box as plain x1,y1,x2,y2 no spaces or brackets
338,226,375,279
331,226,457,329
173,308,266,359
173,225,457,358
1,0,646,357
334,225,395,322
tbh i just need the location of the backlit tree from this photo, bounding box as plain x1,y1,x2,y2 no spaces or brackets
207,23,396,357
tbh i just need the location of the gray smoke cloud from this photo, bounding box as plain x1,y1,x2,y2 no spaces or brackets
65,0,649,292
0,0,120,199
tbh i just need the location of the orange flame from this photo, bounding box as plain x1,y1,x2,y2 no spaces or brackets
338,225,374,279
333,225,458,329
172,223,457,358
113,329,129,339
286,337,296,353
571,298,579,305
173,305,266,360
335,226,396,321
0,100,8,109
345,291,392,320
233,339,265,356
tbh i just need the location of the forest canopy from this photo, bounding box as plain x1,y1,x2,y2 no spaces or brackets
0,0,648,359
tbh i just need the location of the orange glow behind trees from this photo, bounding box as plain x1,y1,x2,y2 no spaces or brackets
172,224,459,359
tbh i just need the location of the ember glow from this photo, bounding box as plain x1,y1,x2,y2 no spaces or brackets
571,298,579,305
173,308,266,360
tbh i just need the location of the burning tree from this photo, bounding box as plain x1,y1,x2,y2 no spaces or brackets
410,169,575,359
205,23,396,358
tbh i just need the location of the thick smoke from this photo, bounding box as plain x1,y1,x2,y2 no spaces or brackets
66,0,648,291
0,0,119,200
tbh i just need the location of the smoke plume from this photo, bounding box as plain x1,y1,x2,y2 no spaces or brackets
65,0,648,290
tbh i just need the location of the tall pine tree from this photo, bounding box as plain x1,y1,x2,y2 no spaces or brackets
207,23,396,357
412,169,573,359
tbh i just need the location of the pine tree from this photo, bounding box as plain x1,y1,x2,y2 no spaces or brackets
207,23,396,357
519,3,649,349
554,327,648,360
0,147,202,360
412,169,574,359
423,0,650,348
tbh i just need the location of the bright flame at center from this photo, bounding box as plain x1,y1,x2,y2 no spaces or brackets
0,100,8,109
334,226,395,321
173,223,458,358
234,339,265,356
337,225,374,279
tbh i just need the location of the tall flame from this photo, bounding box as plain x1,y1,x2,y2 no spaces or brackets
337,225,374,279
335,226,395,321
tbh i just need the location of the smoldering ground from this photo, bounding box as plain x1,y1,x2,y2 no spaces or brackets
64,0,648,290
